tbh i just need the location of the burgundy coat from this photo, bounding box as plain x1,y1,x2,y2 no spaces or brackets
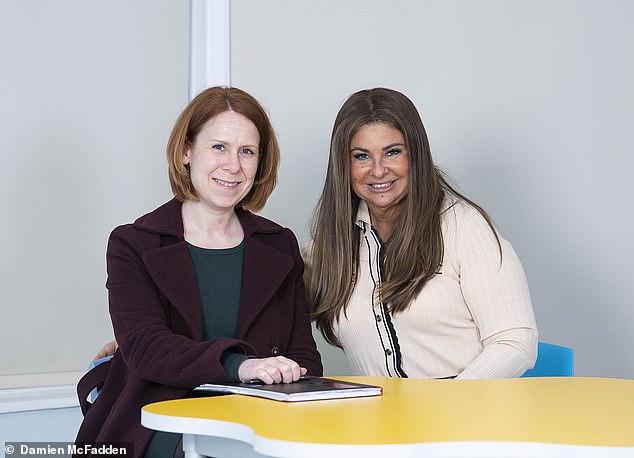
75,199,322,456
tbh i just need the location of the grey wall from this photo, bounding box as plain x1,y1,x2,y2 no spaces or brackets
231,0,634,378
1,0,632,393
0,1,189,388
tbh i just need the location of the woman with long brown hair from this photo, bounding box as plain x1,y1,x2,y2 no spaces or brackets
305,87,536,379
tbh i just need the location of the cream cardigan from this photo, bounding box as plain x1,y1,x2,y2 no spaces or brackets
315,199,538,379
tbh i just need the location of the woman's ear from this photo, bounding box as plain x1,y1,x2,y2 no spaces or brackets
182,144,191,165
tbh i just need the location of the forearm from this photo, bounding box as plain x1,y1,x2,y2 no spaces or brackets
114,320,253,386
456,327,538,379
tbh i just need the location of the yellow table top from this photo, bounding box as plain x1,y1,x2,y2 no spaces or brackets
142,376,634,448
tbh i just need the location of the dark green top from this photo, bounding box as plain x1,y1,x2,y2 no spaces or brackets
145,240,247,458
187,241,244,340
188,241,249,380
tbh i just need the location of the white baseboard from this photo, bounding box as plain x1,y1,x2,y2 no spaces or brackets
0,384,79,414
0,370,85,390
0,371,84,414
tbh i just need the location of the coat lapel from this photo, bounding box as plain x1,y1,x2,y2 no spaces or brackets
134,201,294,342
143,236,294,341
237,236,294,338
142,242,203,340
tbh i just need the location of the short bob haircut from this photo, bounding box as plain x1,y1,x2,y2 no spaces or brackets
166,86,280,212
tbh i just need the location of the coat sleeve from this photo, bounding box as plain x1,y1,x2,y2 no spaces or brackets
106,224,255,388
453,207,538,379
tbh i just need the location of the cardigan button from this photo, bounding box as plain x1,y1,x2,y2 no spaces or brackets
385,349,392,356
271,346,280,356
376,315,382,322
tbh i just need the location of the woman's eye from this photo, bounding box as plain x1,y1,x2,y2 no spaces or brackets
386,149,402,157
352,153,370,161
212,144,225,152
240,148,256,156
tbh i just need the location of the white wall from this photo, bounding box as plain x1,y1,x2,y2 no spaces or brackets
2,3,632,435
231,0,634,379
0,1,189,389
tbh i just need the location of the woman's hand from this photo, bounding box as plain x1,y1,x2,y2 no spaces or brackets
93,340,118,361
238,356,307,384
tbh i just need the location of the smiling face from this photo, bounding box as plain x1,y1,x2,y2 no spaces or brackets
350,123,410,221
183,110,260,214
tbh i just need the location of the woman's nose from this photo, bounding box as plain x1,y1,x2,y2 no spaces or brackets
370,158,388,178
222,151,241,173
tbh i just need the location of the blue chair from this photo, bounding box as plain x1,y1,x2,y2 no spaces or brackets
522,342,574,377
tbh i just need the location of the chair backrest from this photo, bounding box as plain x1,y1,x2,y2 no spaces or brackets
522,342,574,377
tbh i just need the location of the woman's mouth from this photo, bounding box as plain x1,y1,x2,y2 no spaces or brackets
213,178,240,188
370,180,395,190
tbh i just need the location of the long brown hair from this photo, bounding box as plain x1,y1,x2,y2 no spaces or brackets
305,88,498,347
166,86,280,212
